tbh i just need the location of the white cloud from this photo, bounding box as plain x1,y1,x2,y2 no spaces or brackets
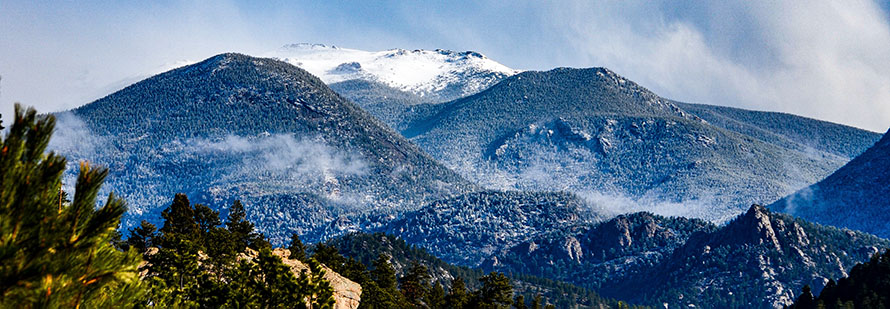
545,1,890,132
3,1,889,132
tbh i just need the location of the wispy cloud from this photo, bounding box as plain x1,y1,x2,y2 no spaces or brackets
541,1,890,132
3,1,889,132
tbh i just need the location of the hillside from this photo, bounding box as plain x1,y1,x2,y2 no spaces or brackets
677,102,880,159
770,129,890,238
401,67,866,222
325,232,624,308
484,205,889,308
329,79,439,132
50,53,475,243
383,190,600,266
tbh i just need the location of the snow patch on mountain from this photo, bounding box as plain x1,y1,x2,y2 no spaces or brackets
265,43,519,102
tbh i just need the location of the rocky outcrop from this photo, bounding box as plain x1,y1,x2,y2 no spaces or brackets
272,248,362,309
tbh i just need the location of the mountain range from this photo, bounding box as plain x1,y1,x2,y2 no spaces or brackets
393,67,878,222
41,46,890,308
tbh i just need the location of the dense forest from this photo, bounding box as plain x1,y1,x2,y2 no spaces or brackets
1,104,638,308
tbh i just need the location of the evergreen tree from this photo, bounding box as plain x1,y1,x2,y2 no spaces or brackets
226,200,261,251
144,193,336,307
530,294,543,309
472,272,513,308
791,285,816,309
0,104,146,307
372,254,398,292
368,254,406,307
514,294,527,309
427,281,446,309
193,203,221,237
445,277,469,309
400,261,431,307
289,233,307,261
159,193,199,242
127,220,157,254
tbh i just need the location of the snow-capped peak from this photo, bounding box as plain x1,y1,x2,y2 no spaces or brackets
266,43,519,102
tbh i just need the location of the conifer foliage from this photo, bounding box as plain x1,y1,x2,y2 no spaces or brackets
0,104,146,307
135,194,334,308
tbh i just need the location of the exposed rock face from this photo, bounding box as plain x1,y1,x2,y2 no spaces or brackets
484,206,890,308
272,248,362,309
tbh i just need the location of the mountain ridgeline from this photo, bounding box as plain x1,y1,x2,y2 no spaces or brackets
55,53,476,243
770,129,890,238
482,205,889,308
334,67,879,222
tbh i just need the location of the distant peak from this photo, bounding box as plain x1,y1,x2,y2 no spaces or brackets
281,43,340,50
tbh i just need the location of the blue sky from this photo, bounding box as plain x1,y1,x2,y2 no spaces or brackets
2,1,890,132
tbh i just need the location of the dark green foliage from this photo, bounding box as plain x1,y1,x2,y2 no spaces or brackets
327,232,625,308
470,272,513,308
514,294,526,309
427,281,446,309
226,200,267,251
0,104,146,307
289,233,307,261
789,249,890,308
142,194,334,307
227,249,334,308
399,262,431,306
371,254,398,292
126,220,157,254
789,285,816,309
445,277,470,309
530,294,542,309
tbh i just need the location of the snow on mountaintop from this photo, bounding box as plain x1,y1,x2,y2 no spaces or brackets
266,43,519,102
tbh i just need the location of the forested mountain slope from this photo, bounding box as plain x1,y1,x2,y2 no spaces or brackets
770,129,890,238
52,53,476,243
400,67,861,221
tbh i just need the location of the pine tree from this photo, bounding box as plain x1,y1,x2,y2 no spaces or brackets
127,220,157,254
514,294,527,309
368,254,405,307
371,254,398,292
792,285,816,309
472,272,514,308
399,261,431,306
289,233,307,261
427,281,446,309
159,193,199,242
146,194,203,306
445,277,469,309
0,104,146,307
226,200,260,251
530,294,542,309
193,203,221,237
